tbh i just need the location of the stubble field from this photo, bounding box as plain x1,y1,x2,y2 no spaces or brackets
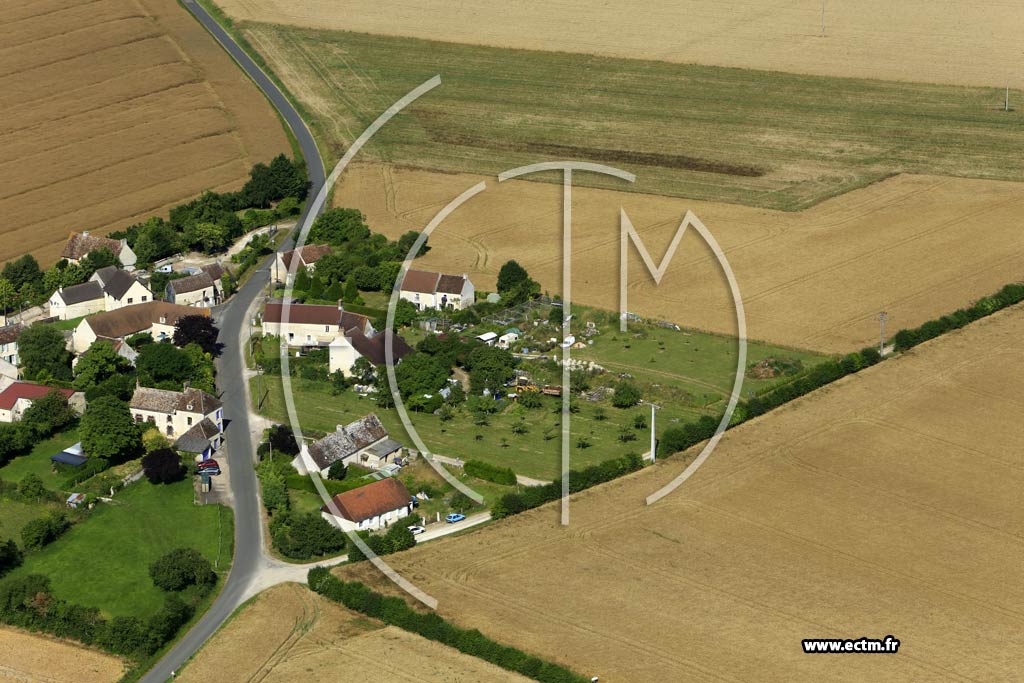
337,163,1024,353
0,628,124,683
233,23,1024,211
0,0,289,265
339,303,1024,682
178,582,532,682
213,0,1024,90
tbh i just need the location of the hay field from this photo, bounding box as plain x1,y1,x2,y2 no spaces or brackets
235,23,1024,210
217,0,1024,90
0,627,124,683
179,583,532,682
339,304,1024,682
0,0,289,265
336,164,1024,353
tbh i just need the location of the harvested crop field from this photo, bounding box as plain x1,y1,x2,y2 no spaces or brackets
0,0,289,265
0,627,124,683
339,304,1024,682
216,0,1024,90
235,23,1024,210
179,583,531,682
336,163,1024,353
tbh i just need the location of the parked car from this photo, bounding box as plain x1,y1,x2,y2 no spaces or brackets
200,466,222,476
407,525,425,535
197,459,220,470
445,513,466,523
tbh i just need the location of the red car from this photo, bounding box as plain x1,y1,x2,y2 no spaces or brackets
197,459,220,470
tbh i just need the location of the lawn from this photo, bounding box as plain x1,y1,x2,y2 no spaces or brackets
0,428,81,492
0,498,63,547
47,315,86,332
255,374,687,480
242,22,1024,210
9,478,233,619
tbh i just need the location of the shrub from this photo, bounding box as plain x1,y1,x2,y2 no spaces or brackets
463,460,516,486
21,513,69,551
327,460,348,481
270,511,346,560
0,539,22,577
149,548,215,592
611,380,642,408
141,448,184,485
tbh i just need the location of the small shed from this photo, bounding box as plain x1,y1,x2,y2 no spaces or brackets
476,331,498,346
65,493,86,508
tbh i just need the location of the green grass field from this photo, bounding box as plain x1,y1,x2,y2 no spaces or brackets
242,22,1024,210
0,428,81,492
9,479,233,619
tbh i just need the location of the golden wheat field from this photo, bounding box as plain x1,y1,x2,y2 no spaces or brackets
0,627,124,683
215,0,1024,89
178,583,532,683
0,0,289,265
336,163,1024,353
339,303,1024,683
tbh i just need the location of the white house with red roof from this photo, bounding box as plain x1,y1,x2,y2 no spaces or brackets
399,270,475,311
320,478,413,532
0,383,83,423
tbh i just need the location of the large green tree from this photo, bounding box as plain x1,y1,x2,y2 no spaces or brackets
0,278,16,314
73,340,132,391
79,396,141,463
466,345,516,395
496,260,530,293
21,390,76,435
18,325,72,382
172,315,222,356
137,342,192,388
393,352,449,398
308,208,370,245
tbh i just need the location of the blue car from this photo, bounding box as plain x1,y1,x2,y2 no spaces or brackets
445,513,466,523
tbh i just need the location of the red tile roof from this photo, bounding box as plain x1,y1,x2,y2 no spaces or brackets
263,303,370,333
322,478,411,523
0,383,75,411
61,232,124,261
280,244,332,270
400,269,441,294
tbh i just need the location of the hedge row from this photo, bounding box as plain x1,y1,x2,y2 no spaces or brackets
491,453,643,519
0,574,191,659
463,460,517,486
285,473,373,497
658,345,882,457
308,569,587,683
892,282,1024,352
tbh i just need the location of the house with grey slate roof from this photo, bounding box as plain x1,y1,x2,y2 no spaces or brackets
48,266,152,320
292,413,402,476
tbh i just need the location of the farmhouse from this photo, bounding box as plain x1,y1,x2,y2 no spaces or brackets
48,266,152,320
273,244,332,283
0,323,22,366
0,383,82,423
129,385,223,448
293,413,402,476
72,301,208,353
166,271,219,308
320,477,413,532
61,231,137,271
399,270,475,311
262,302,373,345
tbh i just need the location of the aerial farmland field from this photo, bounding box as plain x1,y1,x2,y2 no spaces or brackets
338,303,1024,682
178,583,532,683
214,0,1024,91
0,0,289,265
336,163,1024,353
0,627,124,683
230,24,1024,210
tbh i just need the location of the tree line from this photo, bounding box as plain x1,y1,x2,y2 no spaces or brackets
308,568,588,683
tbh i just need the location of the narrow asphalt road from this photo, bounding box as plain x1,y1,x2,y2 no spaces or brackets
140,3,325,681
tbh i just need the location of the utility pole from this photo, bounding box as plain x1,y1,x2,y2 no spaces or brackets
878,311,888,354
1006,84,1010,112
650,403,658,463
820,0,826,37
